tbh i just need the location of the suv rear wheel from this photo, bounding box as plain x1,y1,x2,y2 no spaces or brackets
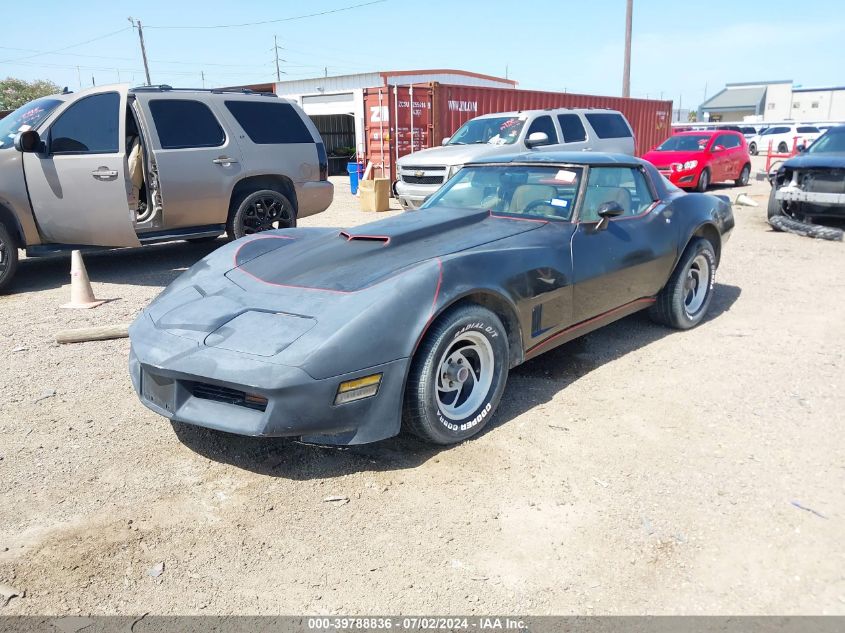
227,189,296,240
0,223,20,294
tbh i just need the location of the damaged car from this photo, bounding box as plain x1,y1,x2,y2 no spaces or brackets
768,125,845,239
129,152,734,447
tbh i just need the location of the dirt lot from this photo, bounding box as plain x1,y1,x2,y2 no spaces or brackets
1,162,843,615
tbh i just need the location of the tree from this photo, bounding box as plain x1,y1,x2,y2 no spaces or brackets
0,78,62,111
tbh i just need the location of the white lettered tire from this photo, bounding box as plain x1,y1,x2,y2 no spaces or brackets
403,305,509,445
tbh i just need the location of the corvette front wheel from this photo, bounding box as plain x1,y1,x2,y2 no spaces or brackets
403,305,509,445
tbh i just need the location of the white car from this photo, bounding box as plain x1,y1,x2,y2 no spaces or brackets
748,125,821,155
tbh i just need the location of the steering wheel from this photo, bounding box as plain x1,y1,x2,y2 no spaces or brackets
523,199,556,214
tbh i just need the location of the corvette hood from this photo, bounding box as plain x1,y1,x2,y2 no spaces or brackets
226,207,542,292
136,207,542,378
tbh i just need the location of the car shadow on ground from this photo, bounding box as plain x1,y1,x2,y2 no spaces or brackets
174,283,742,480
9,239,225,294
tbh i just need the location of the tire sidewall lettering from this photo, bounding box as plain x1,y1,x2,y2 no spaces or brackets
436,320,503,434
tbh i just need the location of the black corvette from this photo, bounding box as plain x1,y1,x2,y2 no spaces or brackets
129,152,734,446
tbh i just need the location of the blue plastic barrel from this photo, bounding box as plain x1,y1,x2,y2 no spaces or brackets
347,162,364,194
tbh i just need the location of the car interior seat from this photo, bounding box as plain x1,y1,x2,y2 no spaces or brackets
125,111,145,211
509,184,557,214
581,170,632,222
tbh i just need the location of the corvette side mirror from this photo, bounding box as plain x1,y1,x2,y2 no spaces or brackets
595,201,625,230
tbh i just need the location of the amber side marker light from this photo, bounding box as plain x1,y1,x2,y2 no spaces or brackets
244,393,269,410
335,374,382,405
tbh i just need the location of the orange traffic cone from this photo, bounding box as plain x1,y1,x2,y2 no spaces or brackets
61,250,106,309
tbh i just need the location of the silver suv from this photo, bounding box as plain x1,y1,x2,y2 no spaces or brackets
395,108,635,209
0,84,333,292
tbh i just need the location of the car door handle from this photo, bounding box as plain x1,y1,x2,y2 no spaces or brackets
581,147,593,151
212,156,239,165
91,167,118,180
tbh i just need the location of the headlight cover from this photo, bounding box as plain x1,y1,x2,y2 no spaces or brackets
448,164,464,179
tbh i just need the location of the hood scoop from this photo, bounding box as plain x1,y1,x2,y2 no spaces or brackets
340,209,490,247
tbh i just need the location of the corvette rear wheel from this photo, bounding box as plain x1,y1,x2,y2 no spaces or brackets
650,238,716,330
403,305,509,445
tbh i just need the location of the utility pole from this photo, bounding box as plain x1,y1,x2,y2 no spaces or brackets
622,0,633,98
128,17,152,85
201,70,205,88
272,35,286,82
76,66,82,89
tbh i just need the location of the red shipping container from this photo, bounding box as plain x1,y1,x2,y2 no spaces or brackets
363,83,672,181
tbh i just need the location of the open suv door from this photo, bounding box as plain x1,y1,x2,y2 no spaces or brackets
22,85,140,247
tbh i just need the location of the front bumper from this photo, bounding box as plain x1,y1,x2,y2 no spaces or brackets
129,321,409,445
658,168,701,188
775,188,845,205
394,179,440,210
295,181,334,219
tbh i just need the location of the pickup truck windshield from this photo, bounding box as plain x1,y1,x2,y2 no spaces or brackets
0,97,63,149
447,116,526,146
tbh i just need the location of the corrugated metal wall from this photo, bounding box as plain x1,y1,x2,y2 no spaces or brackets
309,113,356,175
364,83,673,180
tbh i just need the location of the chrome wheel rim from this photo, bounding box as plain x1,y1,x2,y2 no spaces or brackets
699,171,709,189
435,331,495,421
684,253,710,316
242,195,292,234
740,166,749,184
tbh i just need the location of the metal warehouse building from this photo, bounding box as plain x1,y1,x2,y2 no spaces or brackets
271,69,517,174
699,80,845,123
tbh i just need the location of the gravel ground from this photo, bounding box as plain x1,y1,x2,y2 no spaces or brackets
0,164,843,615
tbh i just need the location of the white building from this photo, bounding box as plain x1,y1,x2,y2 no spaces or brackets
698,80,845,123
270,69,516,174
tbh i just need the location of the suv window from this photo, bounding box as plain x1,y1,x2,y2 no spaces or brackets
225,100,314,144
148,99,225,149
50,92,120,154
557,114,587,143
526,115,558,144
797,126,820,133
580,167,654,221
525,116,557,145
584,113,631,139
766,126,790,135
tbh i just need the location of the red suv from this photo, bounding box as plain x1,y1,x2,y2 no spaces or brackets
643,130,751,191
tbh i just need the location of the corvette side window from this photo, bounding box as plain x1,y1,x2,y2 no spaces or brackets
580,167,654,221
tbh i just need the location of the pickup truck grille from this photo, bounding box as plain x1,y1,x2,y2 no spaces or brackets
402,175,445,185
399,165,447,185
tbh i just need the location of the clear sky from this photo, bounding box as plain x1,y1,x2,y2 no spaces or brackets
1,0,843,109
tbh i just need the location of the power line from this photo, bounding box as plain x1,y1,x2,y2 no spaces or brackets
0,27,131,63
146,0,386,29
0,45,275,68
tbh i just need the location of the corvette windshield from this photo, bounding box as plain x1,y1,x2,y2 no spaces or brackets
806,127,845,153
0,97,63,149
447,116,526,146
656,135,710,152
422,164,583,220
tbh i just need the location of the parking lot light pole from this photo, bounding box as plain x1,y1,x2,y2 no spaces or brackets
622,0,632,98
